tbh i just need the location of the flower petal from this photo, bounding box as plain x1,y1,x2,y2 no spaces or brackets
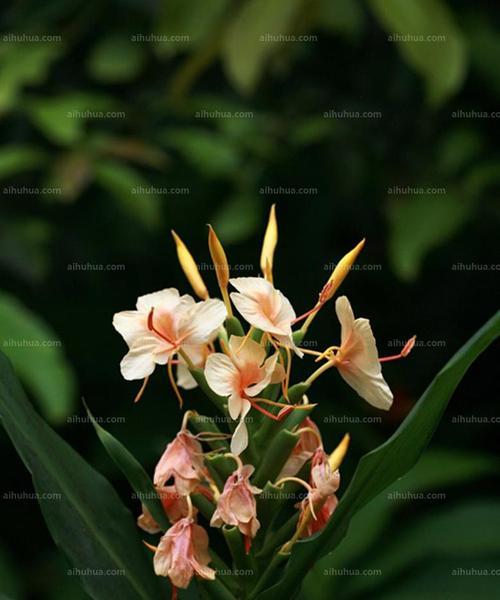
113,310,146,346
120,334,169,380
205,353,238,397
182,299,227,345
230,402,251,455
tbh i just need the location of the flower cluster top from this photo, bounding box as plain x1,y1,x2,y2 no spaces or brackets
112,205,414,595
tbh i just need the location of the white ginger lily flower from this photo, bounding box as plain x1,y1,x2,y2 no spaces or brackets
229,277,302,356
333,296,393,410
113,288,226,381
204,335,284,455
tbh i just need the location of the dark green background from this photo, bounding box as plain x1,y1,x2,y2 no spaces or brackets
0,0,499,598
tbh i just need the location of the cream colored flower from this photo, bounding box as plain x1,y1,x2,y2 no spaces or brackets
229,277,302,355
204,335,284,455
113,288,226,380
334,296,393,410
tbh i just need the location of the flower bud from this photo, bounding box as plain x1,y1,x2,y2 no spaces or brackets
260,204,278,282
171,230,209,300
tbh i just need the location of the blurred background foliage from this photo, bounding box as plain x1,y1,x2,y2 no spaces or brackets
0,0,499,598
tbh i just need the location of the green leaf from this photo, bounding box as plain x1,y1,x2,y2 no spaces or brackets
0,145,46,179
257,310,500,598
307,449,498,598
162,128,241,178
342,501,500,598
26,93,121,145
154,0,230,57
222,0,306,94
212,195,262,243
0,292,76,423
387,191,474,280
369,0,467,106
93,160,162,230
84,402,170,531
0,351,162,600
0,41,62,112
87,35,146,82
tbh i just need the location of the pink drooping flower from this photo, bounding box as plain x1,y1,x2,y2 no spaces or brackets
229,277,303,356
153,517,215,589
137,486,193,533
204,335,284,455
113,288,226,380
297,448,340,537
278,417,322,479
333,296,393,410
210,463,262,543
154,430,206,495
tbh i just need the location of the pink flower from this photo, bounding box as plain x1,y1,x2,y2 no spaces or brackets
154,430,206,495
211,464,262,541
153,517,215,588
297,449,340,537
137,486,193,533
113,288,226,380
278,417,322,479
229,277,303,356
333,296,393,409
204,335,284,455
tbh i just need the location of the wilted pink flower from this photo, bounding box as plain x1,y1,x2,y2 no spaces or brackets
204,335,284,455
211,464,262,543
113,288,226,380
153,517,215,589
297,449,340,537
278,417,322,479
154,430,206,495
137,486,193,533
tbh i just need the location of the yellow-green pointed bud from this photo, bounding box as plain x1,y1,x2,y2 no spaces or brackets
260,204,278,282
207,224,232,317
171,230,209,300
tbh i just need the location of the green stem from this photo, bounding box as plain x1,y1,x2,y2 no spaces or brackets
252,430,300,488
248,552,288,599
